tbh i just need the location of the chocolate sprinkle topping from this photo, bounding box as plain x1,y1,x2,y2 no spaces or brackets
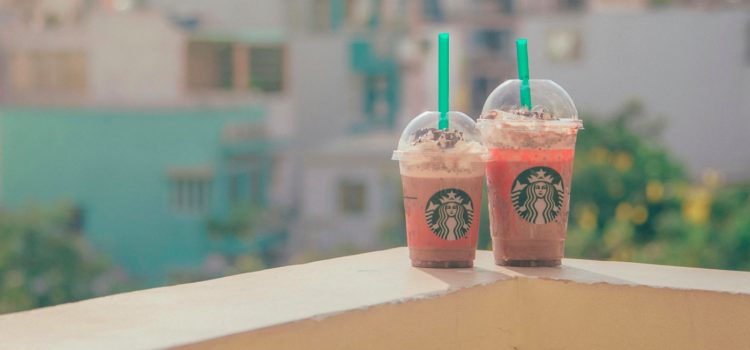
411,128,465,149
480,108,558,121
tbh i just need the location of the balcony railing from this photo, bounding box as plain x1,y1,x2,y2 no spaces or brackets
1,248,749,349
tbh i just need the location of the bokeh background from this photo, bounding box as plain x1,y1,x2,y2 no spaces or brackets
0,0,748,314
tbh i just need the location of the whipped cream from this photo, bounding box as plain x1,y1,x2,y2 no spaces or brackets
397,128,486,178
478,109,581,150
481,108,559,121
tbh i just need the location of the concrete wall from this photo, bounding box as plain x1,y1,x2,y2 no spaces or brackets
3,248,750,349
288,35,358,148
520,10,750,180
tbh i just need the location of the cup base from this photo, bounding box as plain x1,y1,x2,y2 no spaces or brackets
412,260,473,268
409,248,475,269
491,239,564,267
496,258,561,267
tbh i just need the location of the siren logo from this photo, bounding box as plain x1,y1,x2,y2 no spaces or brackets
511,167,564,224
425,189,474,240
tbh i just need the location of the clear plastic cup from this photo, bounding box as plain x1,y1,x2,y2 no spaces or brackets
393,111,487,268
478,80,583,267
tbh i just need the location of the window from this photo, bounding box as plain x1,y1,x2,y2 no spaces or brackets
422,0,444,22
311,0,331,32
339,180,366,214
168,168,213,215
228,171,264,206
186,41,233,90
362,71,398,128
496,0,513,14
186,41,285,93
249,46,284,92
473,29,511,56
229,174,242,205
563,0,584,11
10,50,86,94
308,0,357,32
248,171,262,204
226,154,270,207
547,29,582,62
44,14,62,30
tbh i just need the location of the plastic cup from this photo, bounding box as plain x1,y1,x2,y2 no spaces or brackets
478,80,583,267
393,111,487,268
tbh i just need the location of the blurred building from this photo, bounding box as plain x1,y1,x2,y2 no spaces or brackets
0,0,294,283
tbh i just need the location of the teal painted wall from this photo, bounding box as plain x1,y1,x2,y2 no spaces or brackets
0,107,271,284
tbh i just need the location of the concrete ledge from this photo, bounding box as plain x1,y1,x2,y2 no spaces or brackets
1,248,749,349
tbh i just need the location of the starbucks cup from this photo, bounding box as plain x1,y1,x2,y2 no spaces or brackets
478,79,583,267
393,111,487,268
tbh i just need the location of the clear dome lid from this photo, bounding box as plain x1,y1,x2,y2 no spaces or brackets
392,111,486,160
479,79,582,129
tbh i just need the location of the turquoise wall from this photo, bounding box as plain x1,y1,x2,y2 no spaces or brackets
0,107,272,284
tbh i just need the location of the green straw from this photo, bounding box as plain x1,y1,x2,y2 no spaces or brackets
438,33,449,130
516,38,532,110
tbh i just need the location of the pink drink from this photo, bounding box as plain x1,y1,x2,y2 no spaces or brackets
400,169,484,268
486,147,576,266
393,111,487,268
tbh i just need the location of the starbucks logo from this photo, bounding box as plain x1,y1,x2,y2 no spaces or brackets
511,167,564,224
425,189,474,240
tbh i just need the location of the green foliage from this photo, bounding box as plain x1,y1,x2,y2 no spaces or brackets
205,202,264,240
169,203,288,285
0,205,132,314
568,102,750,270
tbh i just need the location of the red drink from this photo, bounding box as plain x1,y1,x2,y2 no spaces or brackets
486,147,575,266
478,79,582,266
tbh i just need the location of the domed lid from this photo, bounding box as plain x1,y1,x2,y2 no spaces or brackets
392,111,486,160
479,79,582,129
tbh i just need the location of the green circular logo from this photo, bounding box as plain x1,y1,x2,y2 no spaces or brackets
511,167,564,224
425,188,474,240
